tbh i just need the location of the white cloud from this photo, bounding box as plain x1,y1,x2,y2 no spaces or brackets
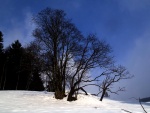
3,10,35,47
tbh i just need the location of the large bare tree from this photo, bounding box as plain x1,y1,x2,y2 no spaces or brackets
33,8,83,99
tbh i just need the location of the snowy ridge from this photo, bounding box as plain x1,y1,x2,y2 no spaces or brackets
0,91,149,113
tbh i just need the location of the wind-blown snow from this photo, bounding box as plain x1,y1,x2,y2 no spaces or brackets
0,91,149,113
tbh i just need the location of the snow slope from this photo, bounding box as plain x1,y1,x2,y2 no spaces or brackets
0,91,149,113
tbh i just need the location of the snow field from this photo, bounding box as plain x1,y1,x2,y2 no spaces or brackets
0,91,149,113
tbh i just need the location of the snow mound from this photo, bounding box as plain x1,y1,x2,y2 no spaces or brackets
73,93,103,106
0,91,149,113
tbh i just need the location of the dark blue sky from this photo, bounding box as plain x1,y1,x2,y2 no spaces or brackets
0,0,150,100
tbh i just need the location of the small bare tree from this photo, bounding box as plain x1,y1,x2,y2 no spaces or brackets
97,65,133,101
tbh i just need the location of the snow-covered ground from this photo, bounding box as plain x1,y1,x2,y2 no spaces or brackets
0,91,149,113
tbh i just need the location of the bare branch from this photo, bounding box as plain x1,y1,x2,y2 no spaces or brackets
107,87,125,94
82,71,106,83
81,84,101,88
121,109,132,113
139,98,148,113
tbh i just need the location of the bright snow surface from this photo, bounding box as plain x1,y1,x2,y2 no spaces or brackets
0,91,149,113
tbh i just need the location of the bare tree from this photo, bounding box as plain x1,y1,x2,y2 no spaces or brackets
97,65,133,101
33,8,83,99
67,35,112,101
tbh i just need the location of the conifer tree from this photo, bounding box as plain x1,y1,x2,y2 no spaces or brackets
0,31,4,90
3,40,24,89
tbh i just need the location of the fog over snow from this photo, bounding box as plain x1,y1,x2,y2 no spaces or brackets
113,31,150,100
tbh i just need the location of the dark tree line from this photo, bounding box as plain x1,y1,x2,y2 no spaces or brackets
0,32,44,91
0,7,132,102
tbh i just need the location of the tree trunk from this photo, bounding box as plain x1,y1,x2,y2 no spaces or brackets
53,38,64,99
63,74,66,96
100,90,106,101
67,87,77,101
0,62,6,89
80,87,88,95
54,78,64,99
16,73,20,90
55,90,64,99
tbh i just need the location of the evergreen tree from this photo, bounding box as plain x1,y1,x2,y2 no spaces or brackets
3,40,25,90
0,31,4,90
1,38,44,91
